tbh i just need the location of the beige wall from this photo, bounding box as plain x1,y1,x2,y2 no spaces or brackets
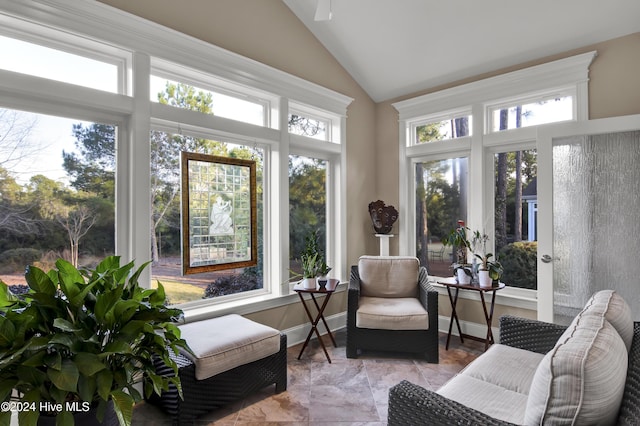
96,1,640,331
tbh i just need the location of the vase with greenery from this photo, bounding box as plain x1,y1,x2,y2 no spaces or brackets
471,230,503,286
0,256,191,426
443,223,473,283
292,230,331,289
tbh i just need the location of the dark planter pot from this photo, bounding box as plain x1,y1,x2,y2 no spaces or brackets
37,400,118,426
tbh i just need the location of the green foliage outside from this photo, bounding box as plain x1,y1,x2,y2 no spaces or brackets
497,241,538,289
0,81,325,302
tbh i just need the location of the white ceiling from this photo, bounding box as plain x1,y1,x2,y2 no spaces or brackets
283,0,640,102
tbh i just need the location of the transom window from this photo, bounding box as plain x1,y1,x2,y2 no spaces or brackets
487,91,574,132
410,112,472,145
288,102,340,143
0,34,125,94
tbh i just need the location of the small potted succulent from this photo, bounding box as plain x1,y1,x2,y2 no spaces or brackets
0,256,191,426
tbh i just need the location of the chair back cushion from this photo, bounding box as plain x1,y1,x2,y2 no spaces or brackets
357,256,420,298
582,289,633,351
524,313,627,426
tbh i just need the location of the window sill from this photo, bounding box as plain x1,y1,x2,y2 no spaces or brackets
180,281,348,324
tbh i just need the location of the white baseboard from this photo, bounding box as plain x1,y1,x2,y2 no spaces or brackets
438,314,500,343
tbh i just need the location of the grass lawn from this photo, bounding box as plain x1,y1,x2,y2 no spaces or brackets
152,279,204,305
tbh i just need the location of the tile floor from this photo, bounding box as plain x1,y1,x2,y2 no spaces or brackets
132,329,485,425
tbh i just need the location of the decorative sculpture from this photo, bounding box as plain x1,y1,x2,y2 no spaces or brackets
368,200,398,234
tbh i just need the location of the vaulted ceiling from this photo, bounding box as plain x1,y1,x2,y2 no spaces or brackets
283,0,640,102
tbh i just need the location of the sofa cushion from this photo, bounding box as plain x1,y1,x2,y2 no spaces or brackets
178,314,281,380
356,296,429,330
582,289,633,351
459,344,545,394
438,374,528,425
524,314,628,426
358,255,419,298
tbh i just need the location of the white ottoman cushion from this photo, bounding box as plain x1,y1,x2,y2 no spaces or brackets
179,314,281,380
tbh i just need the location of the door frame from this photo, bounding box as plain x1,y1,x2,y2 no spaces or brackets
536,114,640,322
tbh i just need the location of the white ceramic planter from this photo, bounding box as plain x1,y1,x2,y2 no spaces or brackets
302,277,317,289
478,270,493,287
456,268,472,284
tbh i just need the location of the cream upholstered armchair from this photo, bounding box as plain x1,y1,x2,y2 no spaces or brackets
346,255,439,362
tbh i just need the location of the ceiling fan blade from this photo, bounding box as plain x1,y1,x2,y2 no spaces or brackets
314,0,332,21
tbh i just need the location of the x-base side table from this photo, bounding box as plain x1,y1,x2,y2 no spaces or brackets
438,279,505,351
293,278,340,363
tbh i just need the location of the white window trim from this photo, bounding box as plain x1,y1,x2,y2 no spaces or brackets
0,0,352,316
393,52,596,308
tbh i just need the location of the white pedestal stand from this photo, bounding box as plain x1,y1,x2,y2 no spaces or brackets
375,234,394,256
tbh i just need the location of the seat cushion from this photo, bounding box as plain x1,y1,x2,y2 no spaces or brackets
178,314,281,380
356,296,429,330
459,344,545,394
524,313,628,426
438,374,528,425
358,255,420,298
582,289,633,351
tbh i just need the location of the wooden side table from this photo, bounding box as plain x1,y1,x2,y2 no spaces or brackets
293,278,340,363
438,278,505,351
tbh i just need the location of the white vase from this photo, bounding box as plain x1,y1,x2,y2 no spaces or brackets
478,270,492,287
456,268,472,284
302,277,317,289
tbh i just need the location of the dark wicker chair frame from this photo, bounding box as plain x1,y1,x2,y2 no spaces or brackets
388,315,640,426
347,265,439,362
147,332,287,425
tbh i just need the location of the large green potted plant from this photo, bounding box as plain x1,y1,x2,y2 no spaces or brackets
0,256,191,426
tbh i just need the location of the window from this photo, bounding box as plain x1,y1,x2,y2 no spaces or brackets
0,109,116,286
488,93,574,132
150,75,267,127
415,157,468,276
0,2,350,312
493,149,537,289
288,155,328,280
288,112,329,140
0,34,123,93
288,102,340,143
395,51,594,306
410,113,472,145
149,129,264,304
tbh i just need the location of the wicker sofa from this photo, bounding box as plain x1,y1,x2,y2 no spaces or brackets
389,290,640,425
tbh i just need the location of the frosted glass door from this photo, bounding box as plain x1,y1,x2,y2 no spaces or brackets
537,116,640,323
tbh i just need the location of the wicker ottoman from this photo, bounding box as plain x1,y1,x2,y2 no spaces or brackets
146,314,287,424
